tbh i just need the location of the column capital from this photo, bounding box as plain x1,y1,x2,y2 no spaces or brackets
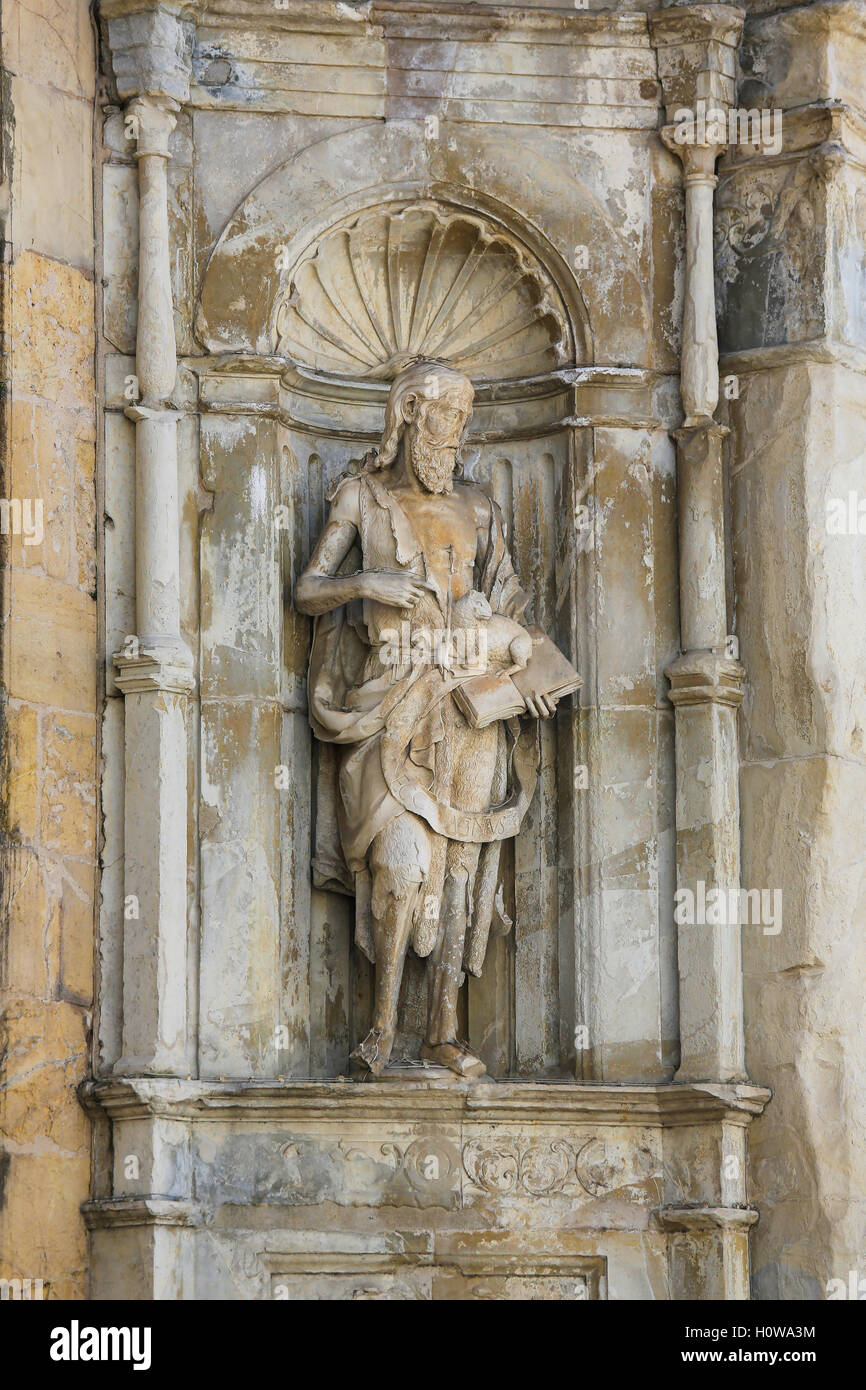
661,127,725,183
106,6,194,107
126,96,178,159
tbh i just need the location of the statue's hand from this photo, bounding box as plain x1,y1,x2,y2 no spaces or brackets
357,570,430,609
523,691,558,719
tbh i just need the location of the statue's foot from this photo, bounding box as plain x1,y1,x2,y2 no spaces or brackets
420,1039,487,1078
349,1028,391,1077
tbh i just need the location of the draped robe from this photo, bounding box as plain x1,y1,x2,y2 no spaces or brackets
307,470,538,976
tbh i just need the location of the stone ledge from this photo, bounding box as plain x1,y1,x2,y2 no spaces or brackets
80,1076,771,1126
82,1198,203,1230
656,1205,760,1232
257,1236,608,1296
720,336,866,378
193,359,679,440
720,103,866,172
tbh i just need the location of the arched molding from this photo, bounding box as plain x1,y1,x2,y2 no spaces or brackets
195,120,651,373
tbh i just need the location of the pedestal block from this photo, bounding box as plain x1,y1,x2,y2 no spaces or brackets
82,1078,769,1301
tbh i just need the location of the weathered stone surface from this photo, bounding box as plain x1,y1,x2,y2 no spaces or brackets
8,79,94,271
9,252,95,409
83,1077,768,1300
4,0,864,1305
5,571,97,712
2,0,95,97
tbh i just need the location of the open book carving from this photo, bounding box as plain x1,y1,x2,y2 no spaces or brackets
452,626,582,729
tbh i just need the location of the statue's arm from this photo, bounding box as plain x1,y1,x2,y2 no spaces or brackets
294,479,431,616
294,515,365,616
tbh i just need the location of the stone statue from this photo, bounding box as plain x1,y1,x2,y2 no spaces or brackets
295,360,577,1079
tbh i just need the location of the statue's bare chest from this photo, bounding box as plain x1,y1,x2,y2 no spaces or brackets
389,491,480,600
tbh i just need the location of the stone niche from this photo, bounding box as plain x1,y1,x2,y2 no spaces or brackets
90,0,769,1300
182,112,679,1091
195,183,587,1084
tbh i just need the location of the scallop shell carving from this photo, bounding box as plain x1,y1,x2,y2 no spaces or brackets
274,201,571,381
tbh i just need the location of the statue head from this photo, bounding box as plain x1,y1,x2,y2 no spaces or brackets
376,359,475,494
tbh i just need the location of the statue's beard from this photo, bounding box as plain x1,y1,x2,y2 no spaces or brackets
410,432,457,494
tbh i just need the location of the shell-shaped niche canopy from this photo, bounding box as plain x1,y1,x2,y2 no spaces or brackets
274,201,573,383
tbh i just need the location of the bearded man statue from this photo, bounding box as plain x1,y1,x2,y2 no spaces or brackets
295,359,564,1078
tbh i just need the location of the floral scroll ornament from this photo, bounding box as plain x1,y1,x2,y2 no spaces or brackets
359,1138,459,1188
714,156,824,293
462,1139,573,1196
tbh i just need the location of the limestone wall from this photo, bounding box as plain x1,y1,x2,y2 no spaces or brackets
0,0,98,1301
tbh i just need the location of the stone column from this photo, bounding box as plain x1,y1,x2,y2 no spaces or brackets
112,85,193,1074
662,130,746,1085
678,141,724,432
127,96,185,654
649,2,748,1085
666,640,745,1084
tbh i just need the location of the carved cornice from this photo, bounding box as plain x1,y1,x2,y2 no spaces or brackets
100,0,649,42
366,1,648,41
193,362,667,418
191,359,687,440
80,1077,771,1127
